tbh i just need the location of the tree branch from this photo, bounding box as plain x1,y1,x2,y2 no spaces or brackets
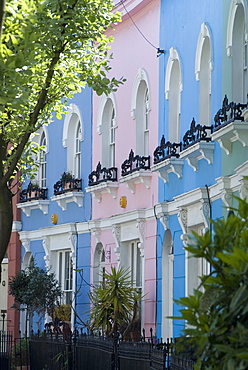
0,0,6,42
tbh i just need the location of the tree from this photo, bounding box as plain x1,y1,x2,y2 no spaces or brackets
0,0,125,264
9,257,62,332
174,196,248,369
89,266,141,337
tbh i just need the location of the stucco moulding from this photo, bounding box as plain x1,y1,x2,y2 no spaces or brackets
151,158,184,183
211,120,248,155
119,171,152,193
51,192,84,211
180,142,215,171
17,200,50,217
85,182,119,202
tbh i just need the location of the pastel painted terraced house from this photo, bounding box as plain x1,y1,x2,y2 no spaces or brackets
155,0,248,339
10,0,248,340
86,0,160,334
17,89,92,332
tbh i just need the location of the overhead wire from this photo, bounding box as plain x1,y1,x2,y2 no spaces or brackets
119,0,164,57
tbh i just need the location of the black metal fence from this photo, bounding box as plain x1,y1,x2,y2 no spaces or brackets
29,331,196,370
0,330,196,370
0,331,30,370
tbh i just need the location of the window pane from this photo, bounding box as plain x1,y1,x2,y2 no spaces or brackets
75,122,81,178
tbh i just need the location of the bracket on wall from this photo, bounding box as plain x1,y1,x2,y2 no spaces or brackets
180,142,214,171
151,159,184,183
51,192,84,211
119,171,151,193
86,183,118,202
17,200,50,217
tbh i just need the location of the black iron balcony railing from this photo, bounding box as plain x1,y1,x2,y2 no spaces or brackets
88,162,118,186
212,95,247,133
19,182,47,203
121,149,150,176
54,178,82,195
153,135,181,164
182,118,212,150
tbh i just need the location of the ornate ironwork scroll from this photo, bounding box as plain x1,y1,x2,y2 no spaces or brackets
182,118,212,150
54,178,82,195
88,162,118,186
212,95,247,132
19,182,48,202
121,150,150,176
153,135,181,164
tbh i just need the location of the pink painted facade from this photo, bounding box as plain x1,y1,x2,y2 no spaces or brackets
88,0,160,334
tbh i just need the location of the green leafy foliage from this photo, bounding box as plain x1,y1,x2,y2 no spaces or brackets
89,266,141,336
9,257,62,317
174,196,248,369
0,0,125,264
0,0,124,185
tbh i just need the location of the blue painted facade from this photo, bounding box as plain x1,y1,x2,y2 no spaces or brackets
18,88,92,332
156,1,223,338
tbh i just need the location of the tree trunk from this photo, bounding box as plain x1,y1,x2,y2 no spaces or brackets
0,184,13,264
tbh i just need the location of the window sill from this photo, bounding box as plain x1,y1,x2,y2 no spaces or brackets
151,158,184,183
211,120,248,155
85,182,119,202
17,200,50,217
51,191,84,211
180,142,215,171
119,170,152,193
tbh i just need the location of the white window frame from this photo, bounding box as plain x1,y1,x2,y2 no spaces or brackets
39,131,47,188
63,104,83,178
75,122,82,179
131,69,150,156
58,250,73,305
30,126,48,188
100,97,116,168
165,47,182,143
226,1,247,102
195,23,213,126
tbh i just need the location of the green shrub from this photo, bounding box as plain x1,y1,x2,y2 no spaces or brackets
174,196,248,369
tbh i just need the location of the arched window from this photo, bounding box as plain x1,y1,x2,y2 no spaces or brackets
131,69,150,156
227,1,247,102
31,127,48,187
165,48,182,143
110,106,116,166
63,104,83,178
101,98,116,168
136,82,150,156
40,131,47,188
195,23,212,126
75,122,82,179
